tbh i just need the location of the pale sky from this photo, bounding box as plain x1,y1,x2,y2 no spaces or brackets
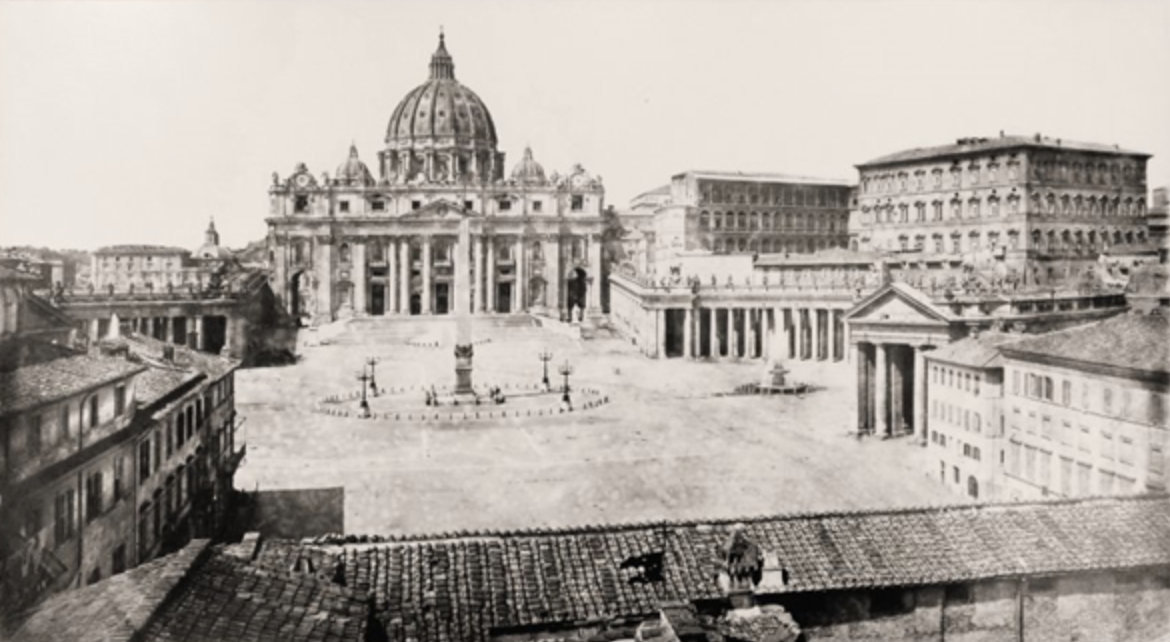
1,0,1168,251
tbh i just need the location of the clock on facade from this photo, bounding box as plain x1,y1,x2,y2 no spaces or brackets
295,174,310,188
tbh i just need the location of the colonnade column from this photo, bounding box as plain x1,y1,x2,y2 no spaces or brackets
353,242,367,315
852,343,865,433
513,236,524,314
728,310,739,359
546,237,561,314
811,309,821,361
421,236,432,314
388,239,398,314
745,310,756,359
194,315,204,351
486,237,497,313
656,309,667,358
399,240,411,315
683,308,693,359
588,234,602,313
165,317,175,344
914,345,928,445
874,343,889,437
828,310,838,361
793,308,804,360
709,309,720,359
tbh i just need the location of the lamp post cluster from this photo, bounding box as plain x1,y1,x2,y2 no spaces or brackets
355,367,373,418
538,349,553,390
558,360,574,403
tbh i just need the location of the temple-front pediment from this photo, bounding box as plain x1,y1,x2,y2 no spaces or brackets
845,282,953,327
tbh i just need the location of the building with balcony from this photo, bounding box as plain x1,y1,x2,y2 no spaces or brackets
852,133,1152,283
267,34,607,325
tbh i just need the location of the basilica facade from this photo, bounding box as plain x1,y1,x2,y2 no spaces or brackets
266,34,606,324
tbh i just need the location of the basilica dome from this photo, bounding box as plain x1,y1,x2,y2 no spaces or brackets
510,146,547,186
385,34,498,153
335,144,374,186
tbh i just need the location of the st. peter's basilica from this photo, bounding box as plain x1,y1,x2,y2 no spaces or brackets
266,33,606,325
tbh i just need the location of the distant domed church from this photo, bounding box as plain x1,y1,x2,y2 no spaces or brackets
266,33,606,325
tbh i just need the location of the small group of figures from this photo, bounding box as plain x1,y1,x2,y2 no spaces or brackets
485,386,507,405
424,386,442,407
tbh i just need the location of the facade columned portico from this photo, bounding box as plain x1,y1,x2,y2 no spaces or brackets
266,35,606,326
845,282,957,439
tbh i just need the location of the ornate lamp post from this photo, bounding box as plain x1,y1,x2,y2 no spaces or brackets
356,367,372,418
538,349,553,389
366,357,380,397
558,360,574,403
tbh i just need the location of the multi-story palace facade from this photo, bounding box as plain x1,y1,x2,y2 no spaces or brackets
642,171,853,260
853,134,1151,282
266,34,606,325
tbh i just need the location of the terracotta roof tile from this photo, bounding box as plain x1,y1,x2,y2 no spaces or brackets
9,541,212,642
280,495,1170,642
999,313,1170,375
0,353,145,415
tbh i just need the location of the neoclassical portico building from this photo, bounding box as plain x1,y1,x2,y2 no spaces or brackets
266,34,606,324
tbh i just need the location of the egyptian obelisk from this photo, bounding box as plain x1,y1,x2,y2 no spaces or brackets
453,216,475,397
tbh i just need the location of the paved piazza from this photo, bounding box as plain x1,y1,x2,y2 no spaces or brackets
234,319,961,536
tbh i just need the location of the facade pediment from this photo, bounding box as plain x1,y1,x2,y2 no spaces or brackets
845,282,952,326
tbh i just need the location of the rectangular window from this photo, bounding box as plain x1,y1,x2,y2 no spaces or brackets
1060,457,1073,496
54,488,76,546
85,471,103,522
1012,370,1020,395
294,195,309,213
61,403,71,439
27,414,43,455
166,420,174,458
499,199,511,211
339,200,350,213
532,200,542,212
112,544,127,575
139,439,151,483
90,395,100,428
1041,416,1052,440
571,195,584,211
1101,430,1115,461
115,385,126,416
1039,451,1052,488
114,457,125,502
1025,446,1037,481
372,200,385,212
1061,381,1071,406
1077,463,1092,495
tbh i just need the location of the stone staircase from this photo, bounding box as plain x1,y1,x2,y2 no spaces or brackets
323,314,542,346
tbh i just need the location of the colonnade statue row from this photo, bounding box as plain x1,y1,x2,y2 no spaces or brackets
454,216,475,398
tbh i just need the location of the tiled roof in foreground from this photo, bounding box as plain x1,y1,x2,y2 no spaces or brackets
0,352,145,415
282,494,1170,642
9,540,368,642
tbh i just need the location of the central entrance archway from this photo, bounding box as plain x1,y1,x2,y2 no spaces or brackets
566,267,587,318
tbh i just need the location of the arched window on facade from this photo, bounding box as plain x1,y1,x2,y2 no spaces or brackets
339,243,351,264
967,476,979,499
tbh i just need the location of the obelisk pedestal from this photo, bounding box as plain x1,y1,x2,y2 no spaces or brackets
454,217,477,401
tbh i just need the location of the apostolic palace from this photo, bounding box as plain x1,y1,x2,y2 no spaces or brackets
265,34,607,325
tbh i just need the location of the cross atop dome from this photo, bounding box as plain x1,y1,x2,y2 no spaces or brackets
429,29,455,80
